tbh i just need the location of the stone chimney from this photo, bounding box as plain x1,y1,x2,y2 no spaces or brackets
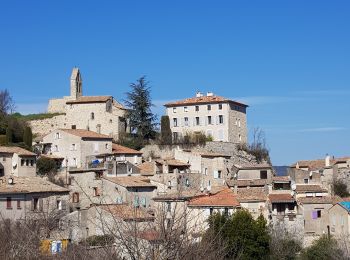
206,92,214,97
196,92,203,98
325,154,331,167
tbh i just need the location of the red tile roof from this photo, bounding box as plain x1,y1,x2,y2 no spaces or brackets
112,144,142,155
60,129,112,139
269,194,295,203
291,157,350,171
66,96,112,104
236,187,267,202
164,95,248,107
188,188,240,207
298,196,341,204
138,162,155,176
295,184,327,193
103,176,157,188
0,146,36,156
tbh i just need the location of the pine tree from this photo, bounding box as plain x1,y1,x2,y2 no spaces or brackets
124,76,157,141
160,116,172,144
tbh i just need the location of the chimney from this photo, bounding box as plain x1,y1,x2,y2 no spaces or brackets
325,154,331,167
206,92,214,97
196,92,203,98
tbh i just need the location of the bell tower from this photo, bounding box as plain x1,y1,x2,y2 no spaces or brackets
70,67,82,99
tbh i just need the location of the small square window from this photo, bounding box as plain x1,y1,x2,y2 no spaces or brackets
195,106,199,111
218,104,222,110
207,105,211,111
304,179,309,184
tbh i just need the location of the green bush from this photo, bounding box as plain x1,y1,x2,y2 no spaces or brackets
37,157,57,176
11,112,64,121
0,135,7,145
207,210,270,260
300,235,344,260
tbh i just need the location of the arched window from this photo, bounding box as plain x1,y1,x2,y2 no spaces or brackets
91,112,95,120
72,192,79,203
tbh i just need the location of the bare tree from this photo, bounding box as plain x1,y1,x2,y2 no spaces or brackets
0,89,15,116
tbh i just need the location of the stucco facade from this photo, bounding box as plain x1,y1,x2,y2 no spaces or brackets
0,147,36,177
164,92,248,143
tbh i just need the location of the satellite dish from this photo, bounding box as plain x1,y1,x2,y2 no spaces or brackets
12,161,17,168
8,177,13,185
291,184,296,191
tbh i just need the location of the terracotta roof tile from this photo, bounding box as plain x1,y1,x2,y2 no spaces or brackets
138,162,155,176
103,176,157,188
98,204,154,221
298,196,341,204
291,157,350,171
60,129,112,139
236,187,267,202
227,179,268,187
164,95,248,107
272,176,291,183
112,144,142,155
66,96,112,104
269,194,295,203
0,176,69,194
188,188,240,207
0,146,36,156
295,184,327,193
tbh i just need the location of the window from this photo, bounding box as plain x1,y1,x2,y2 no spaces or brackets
224,208,229,216
304,178,309,184
207,105,211,111
54,145,59,152
218,104,222,110
173,118,178,127
32,198,42,211
184,117,189,126
210,208,213,216
30,160,34,166
96,124,101,134
57,200,62,210
21,159,25,166
239,134,242,142
184,106,188,112
208,116,212,125
196,117,200,126
260,170,268,179
6,197,12,209
55,132,60,139
105,143,109,149
167,202,171,212
195,105,199,111
173,107,177,113
204,168,208,175
238,119,241,127
218,170,222,179
317,210,321,218
26,160,29,166
185,179,190,186
93,187,100,196
71,125,76,129
91,112,95,120
73,192,79,203
17,200,21,209
219,115,224,124
173,132,178,141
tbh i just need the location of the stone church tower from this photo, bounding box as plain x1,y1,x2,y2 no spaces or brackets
70,67,82,99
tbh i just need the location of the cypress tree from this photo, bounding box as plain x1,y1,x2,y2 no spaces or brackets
23,126,33,148
160,115,172,144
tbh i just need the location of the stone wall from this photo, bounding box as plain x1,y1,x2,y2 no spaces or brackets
29,114,67,136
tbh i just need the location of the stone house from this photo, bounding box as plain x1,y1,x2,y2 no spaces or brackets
294,184,329,199
187,188,240,234
112,143,142,165
42,128,113,169
297,196,337,236
0,146,37,177
164,92,248,143
102,176,157,208
30,68,127,140
0,176,69,221
61,203,155,243
329,201,350,237
236,187,268,219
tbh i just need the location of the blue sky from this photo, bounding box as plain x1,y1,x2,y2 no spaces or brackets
0,0,349,165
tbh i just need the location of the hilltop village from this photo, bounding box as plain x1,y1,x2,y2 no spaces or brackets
1,68,349,258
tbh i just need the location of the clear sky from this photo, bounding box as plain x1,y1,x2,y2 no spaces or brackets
0,0,349,165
